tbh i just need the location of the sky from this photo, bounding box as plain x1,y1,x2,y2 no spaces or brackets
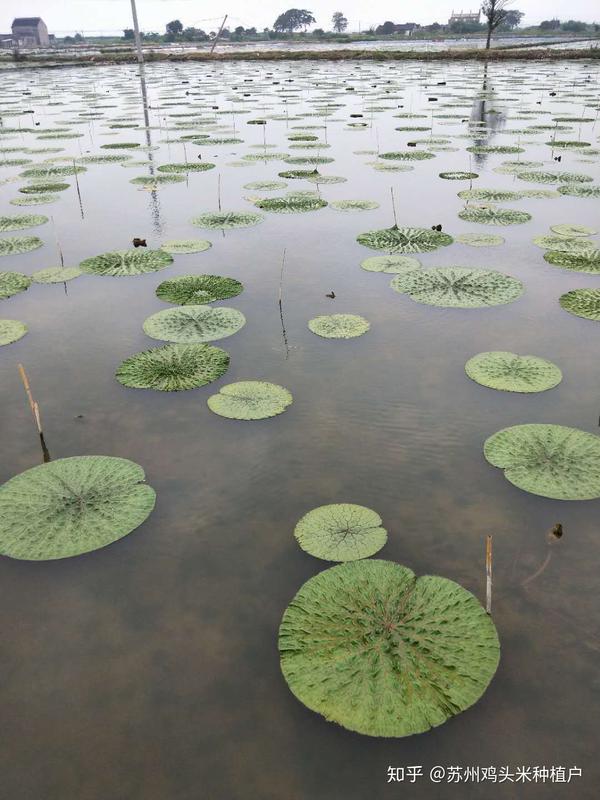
1,0,598,36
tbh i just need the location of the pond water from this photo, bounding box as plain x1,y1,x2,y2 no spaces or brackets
0,58,599,799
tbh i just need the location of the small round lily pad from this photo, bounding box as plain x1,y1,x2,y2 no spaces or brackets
160,239,211,255
357,226,453,254
457,233,504,247
207,381,292,420
458,206,531,226
32,266,83,283
190,211,264,230
0,319,27,346
465,351,562,393
550,224,596,237
0,270,31,299
308,314,370,339
0,214,48,233
544,249,600,274
0,236,44,257
361,255,421,274
294,503,387,561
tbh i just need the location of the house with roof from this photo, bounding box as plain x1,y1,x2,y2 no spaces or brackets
448,10,481,25
11,17,50,47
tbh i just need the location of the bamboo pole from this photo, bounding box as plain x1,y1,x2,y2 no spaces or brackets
18,364,51,462
210,15,228,55
129,0,144,64
486,535,493,615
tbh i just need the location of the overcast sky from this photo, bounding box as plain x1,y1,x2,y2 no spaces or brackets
2,0,598,35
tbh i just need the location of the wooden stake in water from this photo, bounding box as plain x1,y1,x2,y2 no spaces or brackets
17,364,51,463
217,173,222,212
390,187,398,227
486,535,493,615
278,248,290,359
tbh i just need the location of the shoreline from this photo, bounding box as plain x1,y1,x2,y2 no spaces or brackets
2,46,599,69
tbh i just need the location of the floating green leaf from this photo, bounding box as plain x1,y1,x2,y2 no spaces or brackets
279,559,500,737
0,319,27,346
0,271,31,299
0,456,156,560
244,180,287,191
458,189,523,202
116,343,229,391
19,182,69,194
330,200,379,212
32,266,83,283
207,381,292,420
379,150,435,161
79,249,173,277
0,214,48,232
559,289,600,321
308,314,370,339
294,504,387,561
557,184,600,199
465,351,562,393
361,255,421,274
550,224,596,237
516,170,592,185
458,206,531,226
160,239,211,254
544,249,600,274
10,194,60,206
143,305,246,343
156,274,243,305
190,211,264,229
391,267,523,308
456,233,504,247
357,226,453,254
254,196,327,213
484,424,600,500
157,162,215,173
0,236,43,256
534,236,594,253
439,171,478,180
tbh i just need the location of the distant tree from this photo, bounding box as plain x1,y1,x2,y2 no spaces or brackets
481,0,513,49
562,19,587,32
376,21,396,35
182,27,209,41
498,9,524,29
273,9,316,33
332,12,348,32
425,22,442,32
313,28,326,37
450,20,484,33
539,18,561,30
123,28,135,40
165,20,183,36
73,32,84,42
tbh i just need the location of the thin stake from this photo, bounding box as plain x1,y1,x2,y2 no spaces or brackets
72,158,84,219
278,248,290,359
217,173,222,212
486,535,493,615
390,187,398,227
18,364,51,462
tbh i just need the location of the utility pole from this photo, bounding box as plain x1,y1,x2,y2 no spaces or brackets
129,0,144,63
210,14,228,54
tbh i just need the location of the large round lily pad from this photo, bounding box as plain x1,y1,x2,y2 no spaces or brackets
550,224,596,237
357,226,453,254
80,249,173,277
0,271,31,299
458,206,531,226
559,289,600,321
294,504,387,561
465,351,562,393
484,424,600,500
0,214,48,233
116,343,229,391
207,381,292,420
143,305,246,343
0,456,156,560
391,267,523,308
0,236,44,257
544,249,600,274
0,319,27,346
279,559,500,737
534,236,594,254
308,314,370,339
156,275,243,305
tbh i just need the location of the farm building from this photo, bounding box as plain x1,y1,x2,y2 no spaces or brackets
11,17,50,47
448,10,481,25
